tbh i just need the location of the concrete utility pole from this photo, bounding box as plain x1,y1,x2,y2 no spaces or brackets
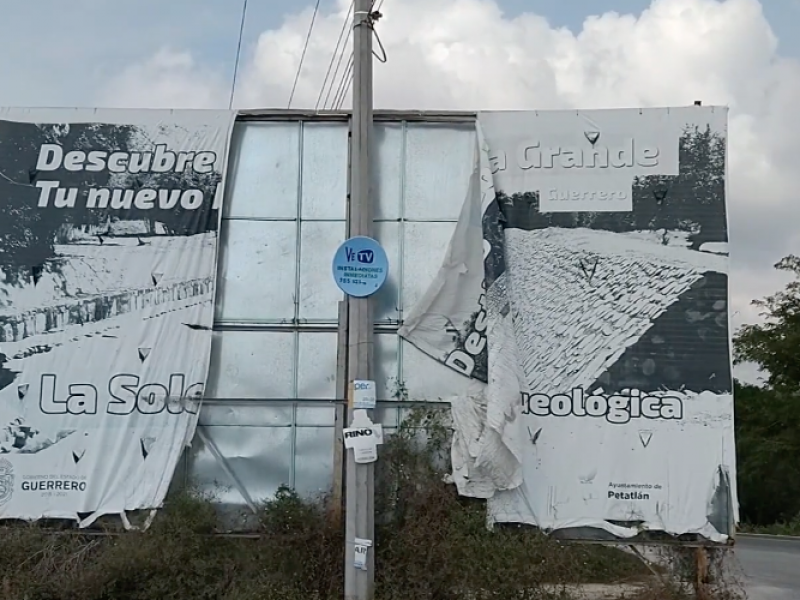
344,0,375,598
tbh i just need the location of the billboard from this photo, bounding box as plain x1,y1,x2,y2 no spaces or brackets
400,107,736,542
0,108,235,525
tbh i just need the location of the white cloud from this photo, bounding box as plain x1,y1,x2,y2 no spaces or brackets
97,49,230,109
96,0,800,344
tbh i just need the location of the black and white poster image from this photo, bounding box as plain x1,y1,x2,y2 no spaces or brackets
401,107,736,542
0,108,235,524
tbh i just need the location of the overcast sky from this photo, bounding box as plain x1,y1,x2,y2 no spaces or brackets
2,0,798,383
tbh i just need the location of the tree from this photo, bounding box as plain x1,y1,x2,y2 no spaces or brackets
734,380,800,525
120,168,222,236
733,255,800,526
734,255,800,392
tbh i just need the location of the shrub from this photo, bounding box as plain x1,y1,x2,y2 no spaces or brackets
0,407,743,599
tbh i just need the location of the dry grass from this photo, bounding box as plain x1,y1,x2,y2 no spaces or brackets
0,409,745,599
0,487,651,599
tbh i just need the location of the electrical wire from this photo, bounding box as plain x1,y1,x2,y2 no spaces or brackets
321,9,353,111
315,0,354,111
323,32,352,110
288,0,323,109
372,29,387,63
339,55,355,110
331,53,354,110
329,0,387,110
228,0,249,110
336,69,353,110
372,0,387,63
333,53,353,109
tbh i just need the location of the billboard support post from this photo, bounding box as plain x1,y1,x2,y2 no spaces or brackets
694,547,711,600
331,300,348,529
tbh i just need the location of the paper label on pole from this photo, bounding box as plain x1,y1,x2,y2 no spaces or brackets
354,537,372,570
353,443,378,464
343,422,383,463
351,379,376,409
343,423,383,448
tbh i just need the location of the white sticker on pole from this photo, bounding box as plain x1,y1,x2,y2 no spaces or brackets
351,379,376,409
354,537,372,570
343,409,383,464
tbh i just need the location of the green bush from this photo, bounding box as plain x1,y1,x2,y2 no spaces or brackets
0,409,710,600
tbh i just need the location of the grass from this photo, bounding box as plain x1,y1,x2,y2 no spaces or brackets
0,487,653,600
738,514,800,537
0,408,746,599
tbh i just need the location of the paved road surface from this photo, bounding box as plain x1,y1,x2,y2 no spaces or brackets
736,535,800,600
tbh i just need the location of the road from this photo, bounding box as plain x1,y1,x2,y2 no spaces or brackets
736,534,800,600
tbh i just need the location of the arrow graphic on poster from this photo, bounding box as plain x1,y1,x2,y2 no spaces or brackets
527,426,542,446
578,256,599,283
72,449,85,464
138,348,151,362
151,272,163,286
638,430,653,448
584,130,600,145
17,384,28,400
140,437,156,460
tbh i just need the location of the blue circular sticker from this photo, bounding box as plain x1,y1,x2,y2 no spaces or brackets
332,236,388,298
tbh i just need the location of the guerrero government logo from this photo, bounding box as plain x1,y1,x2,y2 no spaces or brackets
0,458,15,506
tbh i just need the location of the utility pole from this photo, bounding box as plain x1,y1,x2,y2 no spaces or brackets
344,0,375,599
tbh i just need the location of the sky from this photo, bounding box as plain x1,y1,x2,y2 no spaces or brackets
1,0,798,383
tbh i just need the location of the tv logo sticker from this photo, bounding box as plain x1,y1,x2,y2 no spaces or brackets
346,247,374,264
332,236,388,298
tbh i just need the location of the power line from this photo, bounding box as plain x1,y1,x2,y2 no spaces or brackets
321,12,353,110
315,0,354,111
335,59,353,110
332,53,354,110
333,54,353,109
328,52,349,110
336,0,384,111
288,0,323,109
332,0,383,110
228,0,249,110
372,0,387,64
323,32,352,110
337,70,353,110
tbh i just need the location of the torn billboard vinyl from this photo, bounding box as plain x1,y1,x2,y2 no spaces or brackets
0,108,235,524
400,107,737,542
